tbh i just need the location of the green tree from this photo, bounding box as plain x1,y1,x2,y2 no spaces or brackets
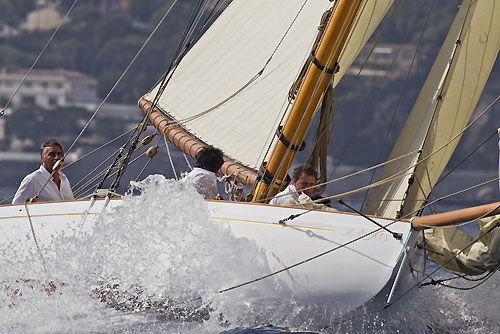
0,0,36,26
67,3,102,25
41,38,93,72
0,46,31,70
4,106,90,149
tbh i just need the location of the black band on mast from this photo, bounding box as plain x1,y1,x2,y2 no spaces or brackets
257,162,291,187
309,53,340,74
275,126,306,152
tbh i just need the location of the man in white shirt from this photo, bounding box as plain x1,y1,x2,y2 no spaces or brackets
269,164,317,206
12,139,74,204
187,145,224,200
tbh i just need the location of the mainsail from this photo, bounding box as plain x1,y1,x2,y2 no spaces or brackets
142,0,393,171
363,0,500,219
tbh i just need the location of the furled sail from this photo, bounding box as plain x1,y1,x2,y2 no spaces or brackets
424,214,500,275
416,134,500,275
363,0,500,219
142,0,393,171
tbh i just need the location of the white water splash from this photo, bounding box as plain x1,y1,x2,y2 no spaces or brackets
1,175,500,333
0,175,280,333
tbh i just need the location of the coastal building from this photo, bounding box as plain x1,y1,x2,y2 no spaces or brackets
0,69,98,110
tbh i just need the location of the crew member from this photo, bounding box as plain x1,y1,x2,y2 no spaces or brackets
12,139,74,204
187,145,224,200
269,164,317,206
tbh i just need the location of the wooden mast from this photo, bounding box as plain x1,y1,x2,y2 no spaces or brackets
251,0,364,202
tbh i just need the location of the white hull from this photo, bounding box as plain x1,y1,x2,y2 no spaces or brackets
0,198,420,315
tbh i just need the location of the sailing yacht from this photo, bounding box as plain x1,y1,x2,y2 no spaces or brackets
1,0,500,320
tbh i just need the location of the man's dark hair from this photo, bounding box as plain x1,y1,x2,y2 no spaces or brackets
292,164,317,182
41,138,64,155
195,145,224,173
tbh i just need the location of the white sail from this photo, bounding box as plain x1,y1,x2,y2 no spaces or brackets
364,0,500,219
143,0,393,170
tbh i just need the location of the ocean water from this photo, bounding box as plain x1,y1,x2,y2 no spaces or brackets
1,175,500,333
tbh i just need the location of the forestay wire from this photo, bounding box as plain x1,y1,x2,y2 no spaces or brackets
317,208,500,330
115,205,499,323
11,0,181,201
102,0,219,193
63,0,180,159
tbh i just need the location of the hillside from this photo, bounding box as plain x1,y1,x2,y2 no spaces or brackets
1,0,499,173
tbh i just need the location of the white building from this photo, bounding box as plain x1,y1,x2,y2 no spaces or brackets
0,69,98,110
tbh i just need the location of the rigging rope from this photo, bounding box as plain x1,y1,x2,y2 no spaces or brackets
0,194,14,205
220,174,244,201
328,0,405,177
74,141,151,198
404,176,500,221
276,90,500,210
63,127,136,171
435,129,498,188
134,136,162,182
24,202,48,274
114,0,227,193
113,191,500,323
116,214,404,317
0,0,80,116
183,152,193,171
73,139,174,198
307,84,334,194
62,0,179,160
153,0,312,129
71,147,123,196
269,123,500,226
420,269,496,290
163,133,179,180
319,211,500,330
263,0,349,200
257,148,422,203
364,0,436,205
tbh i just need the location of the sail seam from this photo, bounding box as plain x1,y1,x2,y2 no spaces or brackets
400,0,475,217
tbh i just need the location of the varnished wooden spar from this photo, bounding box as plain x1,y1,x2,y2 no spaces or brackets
412,201,500,231
139,98,257,187
252,0,364,202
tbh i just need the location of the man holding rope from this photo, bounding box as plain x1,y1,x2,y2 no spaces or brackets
269,164,317,206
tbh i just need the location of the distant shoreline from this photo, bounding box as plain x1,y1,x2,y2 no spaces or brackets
0,151,77,162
